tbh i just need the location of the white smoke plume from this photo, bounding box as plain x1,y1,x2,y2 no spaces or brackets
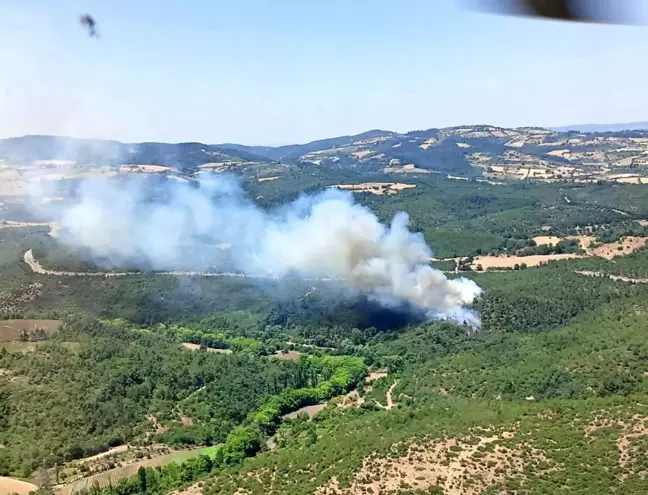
30,175,482,325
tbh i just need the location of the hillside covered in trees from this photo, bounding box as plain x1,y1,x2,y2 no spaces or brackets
2,165,648,494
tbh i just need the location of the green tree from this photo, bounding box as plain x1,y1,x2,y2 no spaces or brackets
137,466,147,494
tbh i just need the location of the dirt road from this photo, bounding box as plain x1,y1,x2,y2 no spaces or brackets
24,249,126,277
24,250,648,286
1,221,59,237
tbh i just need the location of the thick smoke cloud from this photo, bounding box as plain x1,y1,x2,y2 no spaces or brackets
30,175,482,325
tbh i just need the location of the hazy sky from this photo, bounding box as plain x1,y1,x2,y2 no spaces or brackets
1,0,648,145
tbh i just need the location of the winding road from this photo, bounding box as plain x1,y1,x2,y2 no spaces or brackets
23,249,276,279
374,380,399,411
23,250,336,282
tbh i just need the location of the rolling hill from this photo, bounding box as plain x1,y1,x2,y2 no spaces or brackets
3,124,648,184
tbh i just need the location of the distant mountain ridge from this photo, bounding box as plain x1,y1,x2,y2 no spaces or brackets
0,135,271,169
3,124,648,182
551,122,648,133
218,129,394,161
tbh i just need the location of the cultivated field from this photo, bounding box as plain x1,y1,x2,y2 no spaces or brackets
0,476,38,495
181,342,232,354
330,182,416,195
471,253,582,270
119,165,172,173
468,236,648,270
56,447,218,495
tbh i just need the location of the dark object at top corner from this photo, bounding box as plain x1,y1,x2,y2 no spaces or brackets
488,0,635,24
80,14,98,37
515,0,577,20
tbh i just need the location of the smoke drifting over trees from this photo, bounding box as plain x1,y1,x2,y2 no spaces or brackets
29,175,481,325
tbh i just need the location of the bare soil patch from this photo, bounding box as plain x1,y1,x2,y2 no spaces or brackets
418,138,438,150
77,445,130,465
119,165,172,173
331,183,415,196
171,484,203,495
0,319,61,342
181,343,232,355
532,235,562,246
274,350,301,361
366,370,388,383
473,235,648,270
588,236,648,259
257,176,279,182
282,404,326,421
0,476,38,495
336,390,365,410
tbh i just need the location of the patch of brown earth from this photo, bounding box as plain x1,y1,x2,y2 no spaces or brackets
77,445,130,464
365,370,388,383
471,253,582,270
181,343,232,354
119,165,172,173
330,183,415,196
336,390,365,410
282,404,326,421
274,350,301,361
147,415,170,434
532,236,562,246
0,476,38,495
588,236,648,259
172,483,203,495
